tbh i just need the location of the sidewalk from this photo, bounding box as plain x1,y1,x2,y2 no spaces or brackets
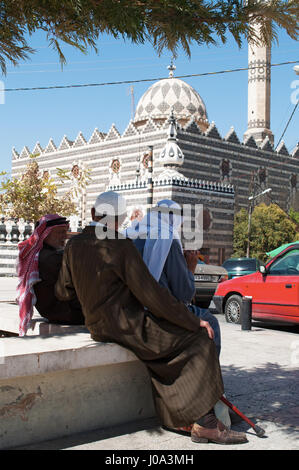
0,277,18,302
2,277,299,450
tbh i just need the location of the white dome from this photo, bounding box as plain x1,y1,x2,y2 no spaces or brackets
134,75,208,128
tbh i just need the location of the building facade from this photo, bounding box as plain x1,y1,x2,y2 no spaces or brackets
11,63,299,264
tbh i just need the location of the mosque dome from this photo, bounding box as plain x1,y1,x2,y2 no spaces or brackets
134,63,209,130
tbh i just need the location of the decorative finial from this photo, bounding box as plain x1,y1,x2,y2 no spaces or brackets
167,107,177,140
167,57,176,78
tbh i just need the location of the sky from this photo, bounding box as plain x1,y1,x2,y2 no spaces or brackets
0,28,298,175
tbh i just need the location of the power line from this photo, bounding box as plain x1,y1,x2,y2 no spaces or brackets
275,101,299,150
4,59,299,92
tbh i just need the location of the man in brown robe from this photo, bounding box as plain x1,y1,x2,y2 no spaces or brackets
55,191,247,444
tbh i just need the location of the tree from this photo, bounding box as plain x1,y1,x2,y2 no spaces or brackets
0,0,298,74
289,207,299,241
233,203,298,261
233,207,249,256
289,207,299,225
0,156,88,222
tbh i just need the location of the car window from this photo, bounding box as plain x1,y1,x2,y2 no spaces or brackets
222,259,256,271
268,250,299,276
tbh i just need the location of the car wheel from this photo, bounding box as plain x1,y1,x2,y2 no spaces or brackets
224,295,242,324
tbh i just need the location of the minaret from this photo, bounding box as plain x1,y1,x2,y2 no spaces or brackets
243,23,274,145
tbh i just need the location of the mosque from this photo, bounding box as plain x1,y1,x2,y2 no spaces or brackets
11,41,299,264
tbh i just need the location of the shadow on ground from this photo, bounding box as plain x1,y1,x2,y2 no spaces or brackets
221,362,299,435
13,362,299,450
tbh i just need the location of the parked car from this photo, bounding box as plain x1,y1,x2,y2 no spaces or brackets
213,244,299,325
222,257,261,279
193,260,228,308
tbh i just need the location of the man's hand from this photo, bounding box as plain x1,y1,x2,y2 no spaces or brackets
199,319,214,340
184,250,199,274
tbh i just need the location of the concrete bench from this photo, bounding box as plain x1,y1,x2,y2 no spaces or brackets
0,308,155,449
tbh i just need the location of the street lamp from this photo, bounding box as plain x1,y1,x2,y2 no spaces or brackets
294,65,299,75
246,188,272,257
248,187,272,201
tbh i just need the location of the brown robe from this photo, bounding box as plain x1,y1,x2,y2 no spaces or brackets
55,226,224,427
34,243,84,325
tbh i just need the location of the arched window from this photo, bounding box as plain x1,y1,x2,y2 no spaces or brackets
258,168,267,185
221,159,230,177
220,159,231,180
111,159,120,174
203,209,212,231
142,153,150,169
71,164,80,178
291,174,297,189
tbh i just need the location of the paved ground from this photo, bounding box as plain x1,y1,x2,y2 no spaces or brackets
0,277,18,302
2,277,299,451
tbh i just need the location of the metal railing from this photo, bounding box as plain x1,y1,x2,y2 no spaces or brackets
0,215,82,244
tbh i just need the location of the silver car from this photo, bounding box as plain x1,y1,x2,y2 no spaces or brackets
193,261,228,309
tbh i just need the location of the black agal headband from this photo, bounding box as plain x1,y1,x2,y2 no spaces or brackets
35,217,69,229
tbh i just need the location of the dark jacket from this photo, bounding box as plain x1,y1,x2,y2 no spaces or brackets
34,243,84,324
134,238,195,303
55,226,223,428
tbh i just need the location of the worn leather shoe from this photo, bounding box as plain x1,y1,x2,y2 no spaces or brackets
191,420,248,444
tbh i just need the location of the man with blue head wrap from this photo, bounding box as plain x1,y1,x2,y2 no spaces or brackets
125,199,221,356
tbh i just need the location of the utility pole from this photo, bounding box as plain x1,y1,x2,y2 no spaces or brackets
246,202,254,258
246,188,272,257
246,172,255,257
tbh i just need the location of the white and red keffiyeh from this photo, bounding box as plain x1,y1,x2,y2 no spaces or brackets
17,214,68,336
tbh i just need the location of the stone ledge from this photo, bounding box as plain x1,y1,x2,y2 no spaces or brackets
0,301,87,337
0,322,153,449
0,329,138,380
0,301,139,380
0,334,154,449
0,285,155,450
